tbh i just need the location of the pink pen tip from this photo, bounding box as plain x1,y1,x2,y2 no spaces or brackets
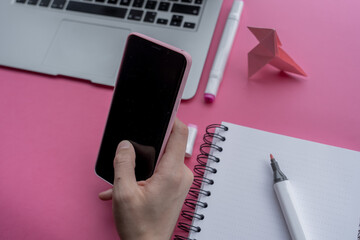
204,93,215,103
270,154,274,160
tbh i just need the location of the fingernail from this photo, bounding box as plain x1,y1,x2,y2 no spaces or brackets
118,140,131,149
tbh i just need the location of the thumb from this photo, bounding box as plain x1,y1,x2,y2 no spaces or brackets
113,140,137,189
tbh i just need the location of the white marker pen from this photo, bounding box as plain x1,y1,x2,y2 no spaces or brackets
204,0,244,103
270,154,308,240
186,124,198,158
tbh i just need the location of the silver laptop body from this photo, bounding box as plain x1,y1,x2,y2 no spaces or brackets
0,0,223,99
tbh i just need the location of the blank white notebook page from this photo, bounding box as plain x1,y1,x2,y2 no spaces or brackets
189,122,360,240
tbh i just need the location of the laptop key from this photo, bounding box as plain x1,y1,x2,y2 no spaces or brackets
184,22,195,29
51,0,66,9
107,0,118,4
128,9,144,21
170,15,183,27
144,11,157,23
16,0,26,3
171,3,200,15
120,0,131,6
67,1,127,18
51,0,67,9
133,0,144,8
158,2,170,11
157,18,168,25
145,0,157,10
28,0,39,5
39,0,51,6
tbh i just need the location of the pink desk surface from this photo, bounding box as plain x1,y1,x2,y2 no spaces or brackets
1,0,360,239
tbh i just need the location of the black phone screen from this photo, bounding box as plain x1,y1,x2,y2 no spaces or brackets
96,34,187,183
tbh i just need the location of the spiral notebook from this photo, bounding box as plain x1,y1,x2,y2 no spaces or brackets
176,122,360,239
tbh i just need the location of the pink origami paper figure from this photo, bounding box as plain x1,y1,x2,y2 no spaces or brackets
248,27,306,78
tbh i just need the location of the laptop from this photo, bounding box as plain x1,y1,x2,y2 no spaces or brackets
0,0,223,99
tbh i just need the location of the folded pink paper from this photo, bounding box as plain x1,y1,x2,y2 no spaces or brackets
248,27,306,78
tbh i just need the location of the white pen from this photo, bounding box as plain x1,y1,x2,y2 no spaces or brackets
185,124,198,158
204,0,244,103
270,154,308,240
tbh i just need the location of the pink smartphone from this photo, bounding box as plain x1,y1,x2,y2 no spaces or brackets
96,33,191,184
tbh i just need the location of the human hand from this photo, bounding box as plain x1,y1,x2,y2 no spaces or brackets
99,118,194,240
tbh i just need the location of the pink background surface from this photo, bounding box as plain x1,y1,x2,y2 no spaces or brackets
1,0,360,239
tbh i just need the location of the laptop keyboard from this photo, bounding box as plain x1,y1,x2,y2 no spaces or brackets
15,0,205,31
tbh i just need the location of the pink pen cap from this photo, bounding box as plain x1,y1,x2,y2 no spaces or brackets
204,93,216,103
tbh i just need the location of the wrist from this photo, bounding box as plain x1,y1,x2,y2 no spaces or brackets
118,228,171,240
